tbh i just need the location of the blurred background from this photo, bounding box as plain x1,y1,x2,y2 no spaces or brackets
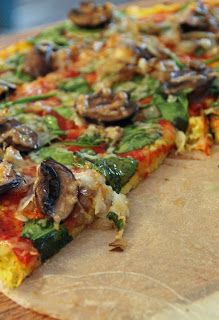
0,0,133,34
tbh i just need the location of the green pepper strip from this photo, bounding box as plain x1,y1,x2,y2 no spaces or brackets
205,55,219,65
168,52,185,70
0,92,56,108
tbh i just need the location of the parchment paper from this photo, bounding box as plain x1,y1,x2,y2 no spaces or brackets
1,148,219,320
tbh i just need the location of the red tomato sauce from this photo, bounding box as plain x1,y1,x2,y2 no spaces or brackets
12,238,39,266
0,191,40,266
64,126,87,140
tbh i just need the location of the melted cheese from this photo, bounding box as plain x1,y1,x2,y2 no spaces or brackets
74,169,112,216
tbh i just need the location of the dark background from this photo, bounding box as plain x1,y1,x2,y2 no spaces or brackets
0,0,133,34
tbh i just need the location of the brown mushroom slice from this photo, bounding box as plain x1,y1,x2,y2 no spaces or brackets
0,161,22,195
23,42,57,77
76,89,138,125
0,118,20,134
0,119,39,152
180,1,218,33
133,39,161,61
68,1,113,28
0,80,16,100
34,159,78,223
163,64,215,96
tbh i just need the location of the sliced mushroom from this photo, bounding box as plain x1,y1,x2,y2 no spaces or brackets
34,159,78,223
180,1,218,33
0,118,39,152
0,80,16,100
68,1,113,28
163,62,216,98
23,42,57,77
75,89,138,125
0,161,22,195
134,45,156,60
117,64,137,82
0,118,20,134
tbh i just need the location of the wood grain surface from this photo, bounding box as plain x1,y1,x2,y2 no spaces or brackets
0,1,176,319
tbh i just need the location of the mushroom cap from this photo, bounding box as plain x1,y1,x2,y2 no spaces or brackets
0,118,39,152
0,80,16,100
76,89,138,125
68,2,113,28
34,159,78,223
0,161,22,195
23,42,57,78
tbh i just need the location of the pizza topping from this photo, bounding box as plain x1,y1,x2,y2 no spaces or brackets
75,150,137,193
179,1,218,34
0,80,16,100
74,169,112,216
22,219,72,262
115,121,162,153
0,118,39,152
0,161,23,195
75,89,138,124
107,192,129,247
23,42,57,77
163,63,215,96
3,146,23,167
34,159,78,223
68,1,113,28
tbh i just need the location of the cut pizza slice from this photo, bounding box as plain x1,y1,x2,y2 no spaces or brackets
0,154,129,288
0,116,175,289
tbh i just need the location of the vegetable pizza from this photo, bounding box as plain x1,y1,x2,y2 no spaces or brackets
0,0,218,289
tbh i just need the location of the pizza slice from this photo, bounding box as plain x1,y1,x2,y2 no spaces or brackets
0,112,175,288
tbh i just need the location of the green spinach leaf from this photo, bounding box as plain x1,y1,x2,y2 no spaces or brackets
107,212,124,230
43,115,65,136
152,93,188,131
55,106,74,119
114,76,159,101
30,146,76,166
76,151,137,193
72,133,104,147
115,122,161,154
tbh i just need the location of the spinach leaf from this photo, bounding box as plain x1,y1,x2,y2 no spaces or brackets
2,53,33,84
55,106,74,119
114,76,159,101
115,122,161,154
28,23,70,47
30,146,77,166
76,151,137,193
59,77,90,93
30,146,86,168
43,115,65,136
22,219,72,262
107,212,124,230
29,21,100,46
72,133,104,147
152,93,189,131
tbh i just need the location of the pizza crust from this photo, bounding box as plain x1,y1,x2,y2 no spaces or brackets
1,147,219,319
